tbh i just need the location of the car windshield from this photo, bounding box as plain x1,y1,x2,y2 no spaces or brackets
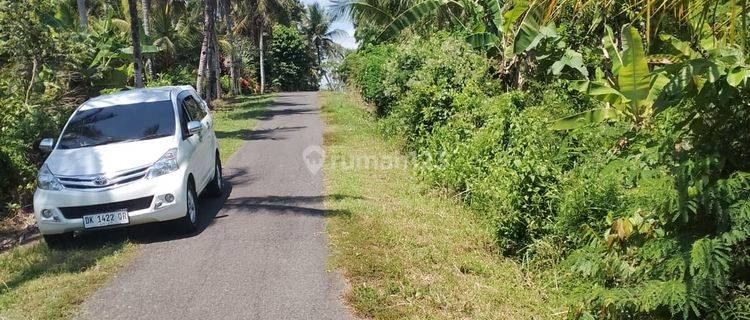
58,100,176,149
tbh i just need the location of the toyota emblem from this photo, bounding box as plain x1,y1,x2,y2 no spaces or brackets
93,176,109,186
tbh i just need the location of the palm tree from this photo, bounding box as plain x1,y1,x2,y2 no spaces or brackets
222,0,240,95
304,3,346,89
212,27,222,99
151,0,200,63
127,0,144,87
234,0,299,94
197,0,217,100
141,0,154,78
77,0,88,29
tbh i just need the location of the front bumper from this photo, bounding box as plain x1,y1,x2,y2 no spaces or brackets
33,171,188,235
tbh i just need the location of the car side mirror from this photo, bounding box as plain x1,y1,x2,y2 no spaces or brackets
39,138,55,152
187,121,203,135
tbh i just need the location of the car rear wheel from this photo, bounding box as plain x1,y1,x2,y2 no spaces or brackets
175,182,199,233
205,155,223,197
43,233,74,250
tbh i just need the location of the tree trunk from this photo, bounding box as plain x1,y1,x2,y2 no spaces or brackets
225,0,239,95
259,24,265,94
128,0,144,88
141,0,154,80
24,56,39,105
236,53,244,95
197,0,216,101
212,30,222,100
77,0,88,29
197,34,209,96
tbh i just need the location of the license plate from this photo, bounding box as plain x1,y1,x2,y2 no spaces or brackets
83,210,129,229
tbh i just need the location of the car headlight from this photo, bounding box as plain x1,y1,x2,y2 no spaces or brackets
37,164,63,191
145,148,179,179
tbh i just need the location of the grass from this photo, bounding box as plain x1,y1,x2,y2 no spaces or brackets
321,92,560,319
0,94,271,320
0,243,138,319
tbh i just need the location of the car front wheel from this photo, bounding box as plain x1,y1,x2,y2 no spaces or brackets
205,155,223,197
175,182,199,233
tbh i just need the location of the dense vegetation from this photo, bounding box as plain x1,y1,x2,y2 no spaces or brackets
0,0,344,221
340,0,750,318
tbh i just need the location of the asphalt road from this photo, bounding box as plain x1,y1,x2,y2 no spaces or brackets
79,92,351,320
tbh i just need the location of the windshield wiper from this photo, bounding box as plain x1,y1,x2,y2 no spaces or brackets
82,137,124,147
119,133,170,144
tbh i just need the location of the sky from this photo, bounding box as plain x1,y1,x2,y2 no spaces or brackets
300,0,358,50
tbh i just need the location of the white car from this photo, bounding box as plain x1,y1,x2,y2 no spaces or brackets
34,86,223,248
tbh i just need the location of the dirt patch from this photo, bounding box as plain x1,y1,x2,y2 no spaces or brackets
0,211,40,252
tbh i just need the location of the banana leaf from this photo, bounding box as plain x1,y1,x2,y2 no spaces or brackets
513,3,543,54
550,49,588,77
549,108,621,130
466,32,499,49
481,0,504,33
378,0,444,41
572,80,628,105
602,25,622,75
618,26,651,114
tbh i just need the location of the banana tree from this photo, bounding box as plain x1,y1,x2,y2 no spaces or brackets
377,0,555,53
375,0,563,88
550,26,668,130
653,33,750,110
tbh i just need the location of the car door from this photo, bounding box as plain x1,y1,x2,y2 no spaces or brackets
178,92,211,191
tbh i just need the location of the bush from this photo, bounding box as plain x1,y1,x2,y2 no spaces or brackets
220,75,231,93
0,98,63,218
343,44,396,114
345,32,750,319
267,25,319,91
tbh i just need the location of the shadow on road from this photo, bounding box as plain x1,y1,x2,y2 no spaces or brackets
215,126,306,141
221,194,362,218
229,107,317,121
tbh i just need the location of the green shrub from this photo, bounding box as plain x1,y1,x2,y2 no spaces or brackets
267,25,319,91
0,98,62,217
220,75,231,93
345,31,750,318
385,35,489,145
343,44,396,114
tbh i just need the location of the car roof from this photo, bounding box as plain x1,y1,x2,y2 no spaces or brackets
81,86,194,110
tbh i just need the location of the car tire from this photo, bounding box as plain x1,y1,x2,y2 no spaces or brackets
205,155,223,197
176,182,199,233
43,233,74,250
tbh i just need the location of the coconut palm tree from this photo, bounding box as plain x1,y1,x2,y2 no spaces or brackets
127,0,144,87
304,3,346,89
151,0,200,63
222,0,240,95
197,0,217,100
141,0,154,78
234,0,300,93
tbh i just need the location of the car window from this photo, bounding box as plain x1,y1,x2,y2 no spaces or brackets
58,100,175,149
183,95,206,121
179,103,190,139
192,93,210,116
